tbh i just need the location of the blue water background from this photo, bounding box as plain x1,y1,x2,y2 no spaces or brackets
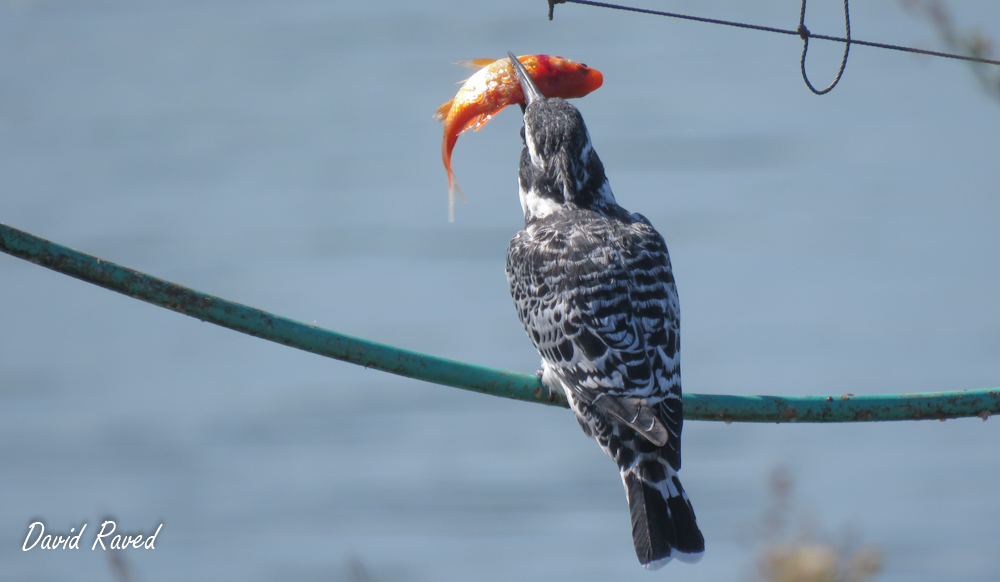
2,0,999,580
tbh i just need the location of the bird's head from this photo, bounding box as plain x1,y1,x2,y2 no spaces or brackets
508,51,616,222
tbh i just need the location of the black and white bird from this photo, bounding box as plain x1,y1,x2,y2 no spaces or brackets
503,52,705,569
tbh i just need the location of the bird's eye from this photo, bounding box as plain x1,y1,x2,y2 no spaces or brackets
580,63,588,68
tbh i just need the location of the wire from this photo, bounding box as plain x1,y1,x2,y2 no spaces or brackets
798,0,850,95
2,221,997,423
548,0,1000,95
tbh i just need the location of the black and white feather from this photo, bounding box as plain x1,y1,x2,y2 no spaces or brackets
503,53,704,569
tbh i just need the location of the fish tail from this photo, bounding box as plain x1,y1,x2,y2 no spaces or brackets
448,176,465,222
446,162,466,223
442,125,466,222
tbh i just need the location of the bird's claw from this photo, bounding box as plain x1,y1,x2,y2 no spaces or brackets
535,368,558,402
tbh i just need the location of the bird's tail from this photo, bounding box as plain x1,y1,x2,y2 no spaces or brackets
621,458,704,570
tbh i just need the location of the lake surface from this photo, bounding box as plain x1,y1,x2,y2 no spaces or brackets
2,0,999,580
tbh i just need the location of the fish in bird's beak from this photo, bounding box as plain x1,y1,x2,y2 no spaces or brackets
433,51,601,220
507,50,546,107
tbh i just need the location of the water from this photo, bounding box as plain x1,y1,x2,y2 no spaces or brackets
2,0,999,580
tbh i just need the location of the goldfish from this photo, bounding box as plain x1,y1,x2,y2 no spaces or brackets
434,54,604,221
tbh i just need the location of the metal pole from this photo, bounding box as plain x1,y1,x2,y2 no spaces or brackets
2,222,997,422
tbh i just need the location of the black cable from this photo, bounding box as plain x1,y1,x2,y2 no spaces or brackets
798,0,850,95
548,0,1000,95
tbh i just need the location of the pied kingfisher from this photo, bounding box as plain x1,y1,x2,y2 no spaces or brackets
503,52,704,569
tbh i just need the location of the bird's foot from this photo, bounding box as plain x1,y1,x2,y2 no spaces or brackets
535,368,559,403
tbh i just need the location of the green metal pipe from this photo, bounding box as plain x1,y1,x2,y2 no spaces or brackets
2,221,998,422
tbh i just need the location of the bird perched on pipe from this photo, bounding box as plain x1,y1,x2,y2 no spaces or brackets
503,52,705,569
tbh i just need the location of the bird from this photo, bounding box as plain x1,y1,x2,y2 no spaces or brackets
503,52,705,569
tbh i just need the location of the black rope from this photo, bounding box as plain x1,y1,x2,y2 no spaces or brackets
798,0,850,95
548,0,1000,95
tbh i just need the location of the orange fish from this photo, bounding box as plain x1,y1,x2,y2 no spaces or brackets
434,54,604,221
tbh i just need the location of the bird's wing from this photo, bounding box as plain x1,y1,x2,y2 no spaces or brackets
507,217,670,447
620,214,684,469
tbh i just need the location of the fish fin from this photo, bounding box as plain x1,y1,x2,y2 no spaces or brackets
433,99,453,123
455,58,497,70
465,106,507,133
463,114,487,133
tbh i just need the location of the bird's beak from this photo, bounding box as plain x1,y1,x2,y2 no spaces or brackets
507,51,545,106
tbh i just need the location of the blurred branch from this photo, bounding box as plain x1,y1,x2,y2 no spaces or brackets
900,0,1000,100
107,549,136,582
345,555,381,582
755,468,883,582
2,221,999,422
